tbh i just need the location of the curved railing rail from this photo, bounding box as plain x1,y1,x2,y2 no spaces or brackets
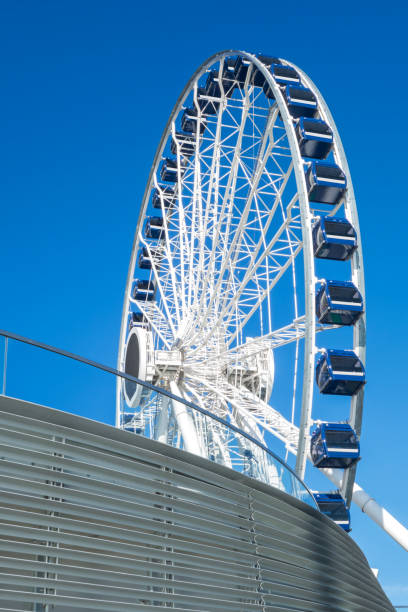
0,329,317,508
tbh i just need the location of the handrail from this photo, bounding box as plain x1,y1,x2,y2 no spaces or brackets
0,328,316,506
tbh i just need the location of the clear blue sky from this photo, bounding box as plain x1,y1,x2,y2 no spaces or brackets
1,0,407,604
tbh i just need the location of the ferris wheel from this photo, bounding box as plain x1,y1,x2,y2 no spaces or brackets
116,50,367,516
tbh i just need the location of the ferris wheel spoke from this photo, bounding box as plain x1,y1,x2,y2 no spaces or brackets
209,148,294,332
224,237,303,348
184,373,265,447
208,104,279,288
187,106,284,349
186,372,298,451
192,318,337,372
190,196,302,353
190,65,256,328
227,326,335,373
215,160,296,324
189,73,231,316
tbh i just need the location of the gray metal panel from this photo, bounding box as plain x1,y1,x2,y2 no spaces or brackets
0,396,394,611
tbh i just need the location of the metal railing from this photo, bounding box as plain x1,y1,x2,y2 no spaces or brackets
0,328,316,507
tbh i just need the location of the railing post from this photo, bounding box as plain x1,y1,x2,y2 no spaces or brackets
2,337,8,396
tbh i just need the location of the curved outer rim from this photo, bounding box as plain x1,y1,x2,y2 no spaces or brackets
116,50,364,497
292,63,366,502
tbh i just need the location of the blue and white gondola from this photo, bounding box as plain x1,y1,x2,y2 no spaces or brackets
316,280,363,326
282,85,318,118
171,132,196,157
138,246,162,270
313,492,351,532
152,186,176,210
316,349,365,396
145,216,165,240
233,56,252,85
181,108,207,134
306,161,347,205
128,312,148,330
160,158,182,183
312,215,357,261
311,423,360,469
251,55,281,88
132,280,156,302
270,63,300,85
204,70,221,97
221,57,237,93
296,118,333,158
197,87,219,115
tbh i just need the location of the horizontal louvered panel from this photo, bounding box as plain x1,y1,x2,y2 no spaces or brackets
0,558,262,603
0,427,249,510
259,561,387,611
0,413,251,499
0,396,394,611
0,541,258,589
0,524,258,577
0,574,264,610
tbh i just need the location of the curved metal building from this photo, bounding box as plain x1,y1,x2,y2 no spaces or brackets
0,395,394,611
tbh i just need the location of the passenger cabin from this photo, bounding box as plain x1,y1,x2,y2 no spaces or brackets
312,216,357,261
316,349,365,396
316,280,363,326
171,132,196,157
296,118,333,158
181,108,207,134
306,161,347,205
152,186,176,209
262,80,275,100
233,56,252,85
197,87,219,115
132,280,156,301
128,312,148,330
252,55,281,88
145,216,165,239
160,158,183,183
221,57,238,96
313,492,351,532
270,63,300,85
283,85,318,118
311,423,360,469
205,70,221,97
138,246,162,270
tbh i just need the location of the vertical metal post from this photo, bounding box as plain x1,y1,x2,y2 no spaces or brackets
2,338,8,396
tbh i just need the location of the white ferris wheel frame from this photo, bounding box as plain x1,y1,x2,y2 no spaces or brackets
116,50,366,507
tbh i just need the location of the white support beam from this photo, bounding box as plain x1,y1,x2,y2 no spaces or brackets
169,380,203,457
